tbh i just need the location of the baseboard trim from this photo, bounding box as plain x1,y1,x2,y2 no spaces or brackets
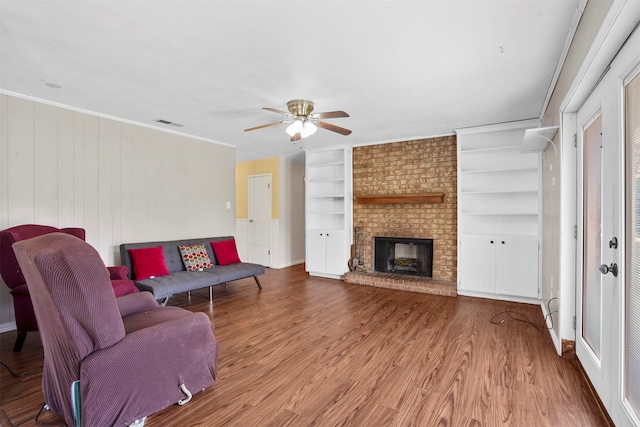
270,259,305,269
0,321,16,333
541,300,561,356
574,358,615,426
457,290,540,305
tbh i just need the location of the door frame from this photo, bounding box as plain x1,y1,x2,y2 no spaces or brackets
557,1,640,358
566,10,640,425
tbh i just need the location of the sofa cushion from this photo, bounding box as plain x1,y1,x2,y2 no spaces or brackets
127,246,170,280
203,262,264,283
179,244,213,271
211,239,241,265
135,271,223,300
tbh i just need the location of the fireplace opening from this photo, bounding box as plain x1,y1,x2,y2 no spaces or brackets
374,237,433,277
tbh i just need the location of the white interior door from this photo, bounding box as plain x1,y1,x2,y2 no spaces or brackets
576,26,640,426
248,174,271,266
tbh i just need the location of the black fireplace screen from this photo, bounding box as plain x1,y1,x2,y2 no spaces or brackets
374,237,433,277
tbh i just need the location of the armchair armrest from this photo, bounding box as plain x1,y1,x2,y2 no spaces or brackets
107,265,129,280
80,312,218,426
116,292,159,318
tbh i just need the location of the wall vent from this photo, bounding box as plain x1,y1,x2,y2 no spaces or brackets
154,119,185,127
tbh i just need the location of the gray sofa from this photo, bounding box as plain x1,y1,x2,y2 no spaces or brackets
120,236,264,305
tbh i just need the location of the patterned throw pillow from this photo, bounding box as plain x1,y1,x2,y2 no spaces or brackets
178,244,213,271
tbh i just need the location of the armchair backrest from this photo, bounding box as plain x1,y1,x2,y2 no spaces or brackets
12,233,126,424
0,224,85,289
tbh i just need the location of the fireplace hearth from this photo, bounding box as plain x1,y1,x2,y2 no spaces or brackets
374,237,433,277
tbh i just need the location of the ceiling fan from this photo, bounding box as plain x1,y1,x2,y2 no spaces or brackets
244,99,352,142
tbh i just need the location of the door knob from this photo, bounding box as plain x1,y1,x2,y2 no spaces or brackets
599,263,618,277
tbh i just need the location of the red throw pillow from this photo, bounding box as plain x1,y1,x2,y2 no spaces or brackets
211,239,241,265
127,246,170,280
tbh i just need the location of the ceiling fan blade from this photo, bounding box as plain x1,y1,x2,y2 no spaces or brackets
263,107,294,117
313,111,350,119
290,133,301,142
244,121,285,132
317,121,352,136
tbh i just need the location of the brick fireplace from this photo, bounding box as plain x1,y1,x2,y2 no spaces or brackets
344,135,457,296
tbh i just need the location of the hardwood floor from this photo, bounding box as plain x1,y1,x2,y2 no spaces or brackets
1,265,608,426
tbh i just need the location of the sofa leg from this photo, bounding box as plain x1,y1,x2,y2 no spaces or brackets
13,331,27,352
209,286,213,302
161,297,170,307
253,276,262,290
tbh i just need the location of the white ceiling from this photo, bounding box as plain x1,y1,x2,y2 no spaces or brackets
0,0,581,161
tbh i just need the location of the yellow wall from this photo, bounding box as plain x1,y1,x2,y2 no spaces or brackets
235,157,279,219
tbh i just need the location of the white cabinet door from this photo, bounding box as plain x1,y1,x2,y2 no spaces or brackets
459,235,496,293
460,234,538,299
306,231,326,273
324,230,346,276
495,236,538,298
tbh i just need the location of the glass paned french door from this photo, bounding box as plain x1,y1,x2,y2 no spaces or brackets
583,114,604,359
576,17,640,427
625,66,640,421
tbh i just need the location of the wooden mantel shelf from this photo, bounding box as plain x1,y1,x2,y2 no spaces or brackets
356,192,445,204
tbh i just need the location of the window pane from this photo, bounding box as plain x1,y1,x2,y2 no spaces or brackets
625,69,640,415
583,114,603,359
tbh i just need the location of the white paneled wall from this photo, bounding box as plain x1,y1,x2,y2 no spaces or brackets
0,93,236,326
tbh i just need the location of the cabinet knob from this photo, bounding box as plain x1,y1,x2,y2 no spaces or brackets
490,240,494,244
501,241,505,244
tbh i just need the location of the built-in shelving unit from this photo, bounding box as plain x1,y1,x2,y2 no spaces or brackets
456,120,541,302
305,147,352,278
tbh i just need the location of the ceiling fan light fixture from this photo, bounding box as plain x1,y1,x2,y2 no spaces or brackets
246,99,351,140
300,121,317,138
285,119,303,136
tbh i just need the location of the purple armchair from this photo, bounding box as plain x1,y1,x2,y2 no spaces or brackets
12,232,218,427
0,224,139,351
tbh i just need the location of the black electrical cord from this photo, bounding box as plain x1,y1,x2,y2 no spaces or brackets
491,297,558,333
35,403,66,426
2,363,60,425
0,361,22,378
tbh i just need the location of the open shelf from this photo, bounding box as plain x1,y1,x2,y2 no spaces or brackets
308,161,344,168
459,145,522,153
460,167,538,174
521,126,559,153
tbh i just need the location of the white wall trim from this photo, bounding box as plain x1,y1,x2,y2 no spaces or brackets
351,131,456,148
561,0,640,113
271,259,305,269
455,118,540,135
0,89,234,148
559,113,577,347
542,301,562,355
457,290,541,305
539,0,588,119
0,321,16,333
